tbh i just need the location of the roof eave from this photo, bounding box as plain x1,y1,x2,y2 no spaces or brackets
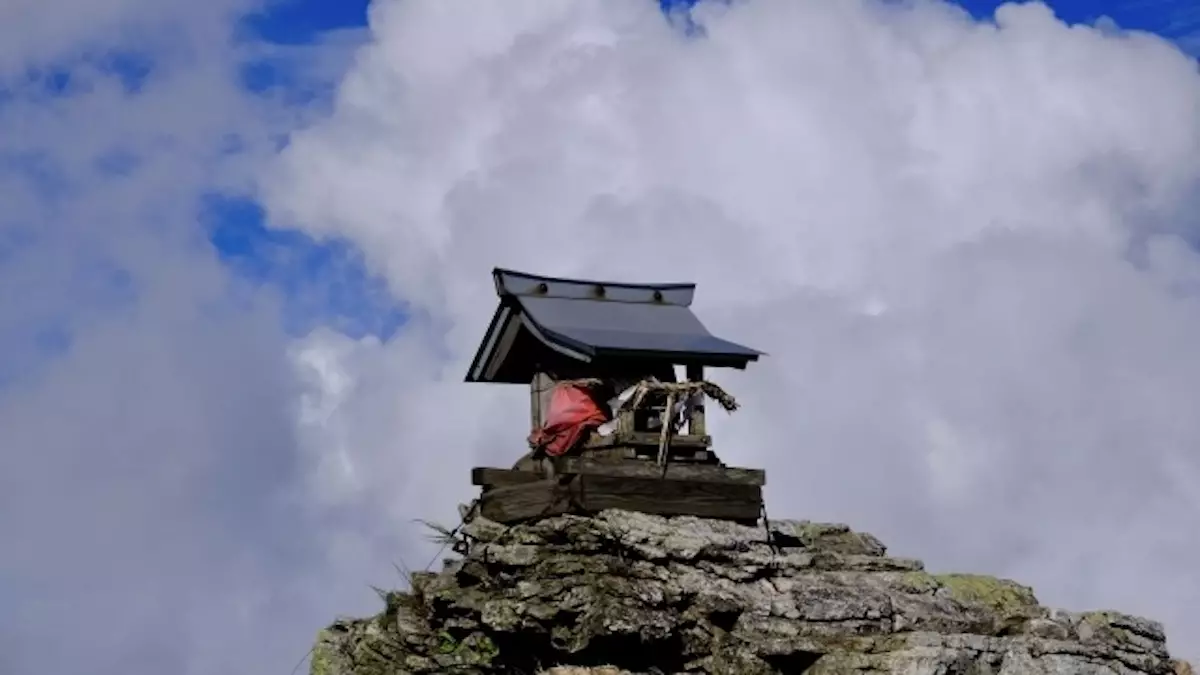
493,267,697,306
590,346,761,369
464,302,511,383
518,313,595,363
468,275,766,382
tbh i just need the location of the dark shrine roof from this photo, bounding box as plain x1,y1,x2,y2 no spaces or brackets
466,268,763,384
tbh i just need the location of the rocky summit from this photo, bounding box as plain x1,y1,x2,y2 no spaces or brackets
311,510,1192,674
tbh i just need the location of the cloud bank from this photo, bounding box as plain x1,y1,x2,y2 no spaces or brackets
0,1,369,674
5,0,1200,672
267,0,1200,658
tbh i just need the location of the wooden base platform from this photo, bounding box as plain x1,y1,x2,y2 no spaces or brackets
471,461,765,525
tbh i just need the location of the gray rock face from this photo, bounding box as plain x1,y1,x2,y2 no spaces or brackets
310,510,1191,675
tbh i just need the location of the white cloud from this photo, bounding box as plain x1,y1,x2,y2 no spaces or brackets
266,0,1200,658
0,0,259,75
0,2,373,675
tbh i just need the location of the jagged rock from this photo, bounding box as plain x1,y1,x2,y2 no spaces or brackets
310,510,1187,675
544,662,633,667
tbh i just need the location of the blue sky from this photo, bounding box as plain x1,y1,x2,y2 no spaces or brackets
217,0,1200,343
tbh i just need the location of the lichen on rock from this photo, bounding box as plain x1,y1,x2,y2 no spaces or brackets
309,510,1187,674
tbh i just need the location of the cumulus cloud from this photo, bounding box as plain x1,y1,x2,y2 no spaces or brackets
0,2,368,675
266,0,1200,658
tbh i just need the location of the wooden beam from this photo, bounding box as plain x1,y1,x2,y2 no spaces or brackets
554,457,765,486
578,447,712,464
476,474,763,524
530,372,554,431
585,432,710,449
577,474,761,521
578,447,638,462
478,478,577,522
623,431,711,448
686,364,706,437
471,467,543,488
616,407,635,438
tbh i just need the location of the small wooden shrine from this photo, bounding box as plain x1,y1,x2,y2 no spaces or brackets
465,268,767,525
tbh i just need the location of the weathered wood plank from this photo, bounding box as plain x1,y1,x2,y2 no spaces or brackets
686,364,706,437
576,474,761,521
635,447,711,463
627,447,713,464
586,431,711,449
626,431,711,448
553,457,765,486
580,446,711,463
471,467,543,488
530,372,554,431
478,478,577,522
477,474,762,524
578,447,638,462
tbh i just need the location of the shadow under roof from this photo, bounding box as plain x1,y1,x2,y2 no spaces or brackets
466,268,763,384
